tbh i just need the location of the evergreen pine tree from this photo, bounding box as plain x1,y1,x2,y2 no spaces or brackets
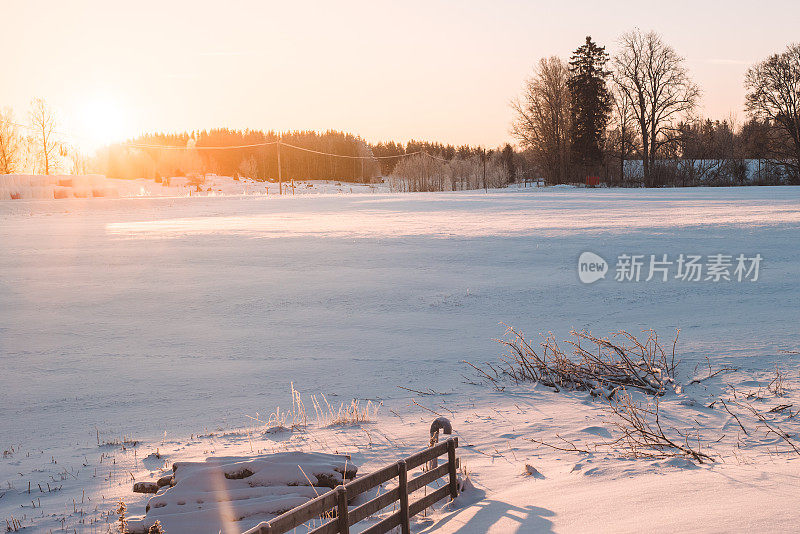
501,144,516,183
568,36,612,173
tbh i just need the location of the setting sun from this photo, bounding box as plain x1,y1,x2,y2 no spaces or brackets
74,95,129,151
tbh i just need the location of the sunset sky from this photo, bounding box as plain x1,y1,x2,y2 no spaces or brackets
4,0,799,151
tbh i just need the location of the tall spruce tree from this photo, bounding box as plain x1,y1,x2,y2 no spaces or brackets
568,36,611,173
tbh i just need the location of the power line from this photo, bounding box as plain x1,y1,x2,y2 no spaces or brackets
280,141,414,159
9,121,279,150
132,140,279,150
9,120,452,161
278,140,430,160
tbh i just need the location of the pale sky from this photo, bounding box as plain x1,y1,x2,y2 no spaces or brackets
4,0,799,151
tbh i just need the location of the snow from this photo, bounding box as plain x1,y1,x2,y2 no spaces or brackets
622,159,796,183
1,185,799,533
431,457,799,533
0,174,389,200
126,452,355,533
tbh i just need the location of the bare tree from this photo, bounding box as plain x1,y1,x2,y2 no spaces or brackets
0,107,22,174
745,43,800,183
511,56,572,184
607,83,637,184
69,148,88,175
612,30,700,186
390,152,510,192
390,153,446,192
238,156,258,180
29,98,61,175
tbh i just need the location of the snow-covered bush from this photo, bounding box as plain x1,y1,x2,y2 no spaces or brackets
390,153,510,192
469,327,679,398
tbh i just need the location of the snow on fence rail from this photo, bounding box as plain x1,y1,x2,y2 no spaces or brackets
243,438,459,534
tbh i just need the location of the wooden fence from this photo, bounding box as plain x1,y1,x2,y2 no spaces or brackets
243,437,459,534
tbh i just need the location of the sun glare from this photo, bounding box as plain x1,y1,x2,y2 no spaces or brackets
75,96,129,152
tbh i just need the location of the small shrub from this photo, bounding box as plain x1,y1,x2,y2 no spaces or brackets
468,326,680,398
116,500,127,533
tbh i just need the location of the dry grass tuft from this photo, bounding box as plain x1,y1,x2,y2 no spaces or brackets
311,394,380,427
250,384,380,433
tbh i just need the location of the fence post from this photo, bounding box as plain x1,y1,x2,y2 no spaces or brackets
447,438,458,500
336,485,349,534
397,460,410,534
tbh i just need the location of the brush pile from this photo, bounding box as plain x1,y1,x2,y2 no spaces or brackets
474,327,680,398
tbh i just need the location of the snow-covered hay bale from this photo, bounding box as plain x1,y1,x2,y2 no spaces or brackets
127,452,357,534
92,187,120,198
22,185,55,199
168,176,189,187
0,174,119,200
53,186,72,199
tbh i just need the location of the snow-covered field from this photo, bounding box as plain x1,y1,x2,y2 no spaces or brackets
1,186,799,533
0,174,388,200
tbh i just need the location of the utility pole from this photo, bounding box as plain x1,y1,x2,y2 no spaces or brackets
277,136,283,195
482,147,487,192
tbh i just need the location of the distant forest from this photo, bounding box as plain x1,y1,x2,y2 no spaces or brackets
85,116,793,190
2,30,799,189
88,129,518,191
98,130,384,183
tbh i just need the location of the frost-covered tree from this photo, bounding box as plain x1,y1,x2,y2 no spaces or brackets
238,156,258,179
29,97,62,175
390,153,447,192
69,148,88,175
390,152,509,192
0,107,22,174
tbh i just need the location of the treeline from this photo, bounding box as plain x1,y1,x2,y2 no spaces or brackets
513,32,800,186
0,98,522,188
374,141,520,192
96,129,382,183
95,132,516,187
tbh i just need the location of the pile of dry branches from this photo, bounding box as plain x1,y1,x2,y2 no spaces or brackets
606,392,714,462
530,392,715,463
470,327,679,397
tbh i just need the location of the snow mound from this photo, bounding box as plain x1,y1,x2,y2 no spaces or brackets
127,452,357,534
523,464,546,479
579,426,612,438
653,457,701,470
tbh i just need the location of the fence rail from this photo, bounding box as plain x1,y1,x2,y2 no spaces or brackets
243,437,459,534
